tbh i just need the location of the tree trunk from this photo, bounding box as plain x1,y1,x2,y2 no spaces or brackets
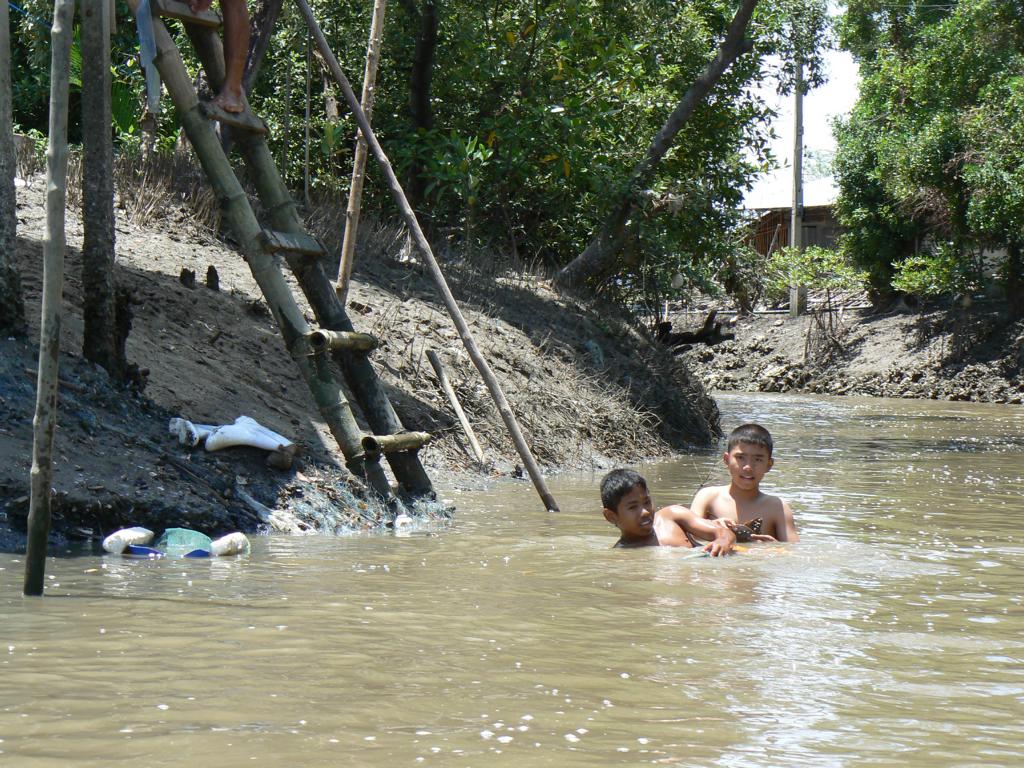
322,62,339,122
337,0,387,304
81,0,123,380
1007,241,1024,319
242,0,284,93
398,0,437,211
554,0,759,291
25,0,75,597
0,0,26,338
408,0,436,132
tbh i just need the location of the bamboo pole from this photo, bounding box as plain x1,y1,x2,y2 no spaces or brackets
362,431,431,459
303,32,311,208
427,349,485,466
124,0,396,505
183,24,434,499
294,0,560,512
24,0,75,597
307,328,378,352
336,0,386,300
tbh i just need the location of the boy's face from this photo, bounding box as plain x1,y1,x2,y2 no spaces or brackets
723,441,773,491
603,483,655,539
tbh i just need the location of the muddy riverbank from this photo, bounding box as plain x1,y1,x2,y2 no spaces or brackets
675,302,1024,403
1,171,717,547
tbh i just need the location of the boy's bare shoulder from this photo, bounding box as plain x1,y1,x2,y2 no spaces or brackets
693,484,728,501
756,490,790,512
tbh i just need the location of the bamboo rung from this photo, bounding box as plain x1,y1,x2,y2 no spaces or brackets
151,0,222,28
259,229,326,258
362,432,432,458
308,329,379,353
199,100,268,135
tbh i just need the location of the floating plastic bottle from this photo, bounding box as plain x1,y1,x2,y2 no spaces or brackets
209,532,251,556
102,527,155,554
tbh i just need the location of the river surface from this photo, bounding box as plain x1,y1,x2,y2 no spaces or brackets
2,393,1023,767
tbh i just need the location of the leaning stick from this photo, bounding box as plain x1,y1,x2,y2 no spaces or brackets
294,0,559,512
24,0,75,597
336,0,386,299
427,349,485,466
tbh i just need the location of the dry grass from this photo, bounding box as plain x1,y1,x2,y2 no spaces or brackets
63,149,220,232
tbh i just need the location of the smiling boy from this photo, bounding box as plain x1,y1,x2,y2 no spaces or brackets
601,469,736,555
690,423,799,542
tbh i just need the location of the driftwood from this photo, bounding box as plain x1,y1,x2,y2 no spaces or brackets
295,0,559,512
336,0,387,298
25,0,75,597
656,310,734,351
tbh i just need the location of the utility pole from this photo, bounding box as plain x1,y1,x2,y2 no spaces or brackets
789,57,806,318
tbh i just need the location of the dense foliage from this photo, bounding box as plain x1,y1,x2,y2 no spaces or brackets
10,0,829,304
765,244,866,304
835,0,1024,310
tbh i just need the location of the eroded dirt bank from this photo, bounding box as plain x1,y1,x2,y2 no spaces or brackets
0,174,718,548
676,304,1024,403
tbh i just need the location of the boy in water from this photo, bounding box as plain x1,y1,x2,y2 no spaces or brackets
601,469,736,554
188,0,250,113
690,423,799,542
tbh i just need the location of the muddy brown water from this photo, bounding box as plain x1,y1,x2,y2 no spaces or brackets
2,393,1023,767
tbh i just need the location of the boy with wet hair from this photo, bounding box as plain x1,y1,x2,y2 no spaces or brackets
689,423,799,542
601,469,737,554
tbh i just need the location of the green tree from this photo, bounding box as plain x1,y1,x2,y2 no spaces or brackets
836,0,1024,313
8,0,829,310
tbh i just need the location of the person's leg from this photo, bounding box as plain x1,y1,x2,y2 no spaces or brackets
216,0,250,112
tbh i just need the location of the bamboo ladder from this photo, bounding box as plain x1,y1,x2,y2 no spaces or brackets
127,0,434,512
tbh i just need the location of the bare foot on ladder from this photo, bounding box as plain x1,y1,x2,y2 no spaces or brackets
188,0,250,114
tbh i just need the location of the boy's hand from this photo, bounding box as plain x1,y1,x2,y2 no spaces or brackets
702,527,736,557
749,533,777,542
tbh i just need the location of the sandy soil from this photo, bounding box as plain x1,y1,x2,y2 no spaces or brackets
1,170,717,548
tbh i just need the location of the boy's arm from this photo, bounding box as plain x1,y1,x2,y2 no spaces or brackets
658,505,736,556
773,500,800,542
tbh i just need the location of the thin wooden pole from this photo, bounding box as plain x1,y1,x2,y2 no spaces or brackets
303,31,311,208
294,0,559,512
336,0,386,300
427,349,485,466
24,0,75,597
789,57,806,318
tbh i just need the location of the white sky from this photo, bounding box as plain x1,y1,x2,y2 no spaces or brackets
743,47,861,209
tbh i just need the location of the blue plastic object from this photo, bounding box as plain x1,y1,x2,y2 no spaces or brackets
125,545,164,558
